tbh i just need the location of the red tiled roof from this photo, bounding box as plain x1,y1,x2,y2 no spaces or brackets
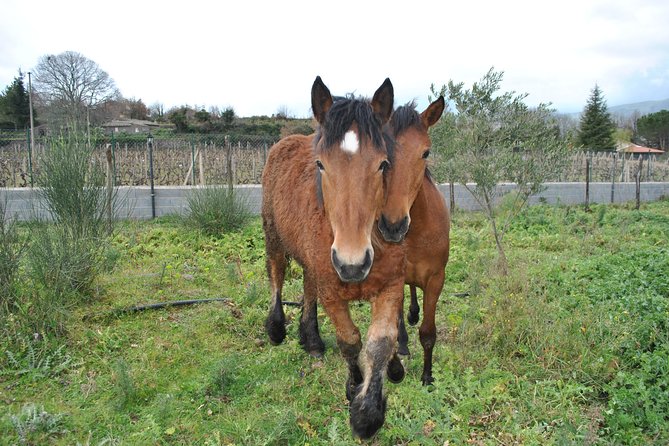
618,144,665,154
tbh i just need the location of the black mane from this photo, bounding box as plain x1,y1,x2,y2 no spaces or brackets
391,101,435,182
314,96,388,155
389,101,422,138
313,95,395,207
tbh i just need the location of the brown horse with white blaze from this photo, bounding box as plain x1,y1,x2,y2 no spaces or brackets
293,97,448,387
378,100,451,386
262,77,406,439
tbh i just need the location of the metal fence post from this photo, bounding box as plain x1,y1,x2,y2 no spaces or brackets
610,152,616,203
111,132,116,187
147,133,156,219
636,156,643,210
585,153,591,211
26,128,34,187
190,137,196,186
226,135,233,192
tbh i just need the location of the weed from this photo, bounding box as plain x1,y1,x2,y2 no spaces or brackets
111,359,138,410
27,224,103,296
8,404,67,445
2,339,74,380
0,199,25,312
186,186,252,235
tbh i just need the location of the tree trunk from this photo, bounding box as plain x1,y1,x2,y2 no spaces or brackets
490,216,508,275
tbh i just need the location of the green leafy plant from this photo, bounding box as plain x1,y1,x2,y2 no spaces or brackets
27,224,102,296
186,186,252,235
111,359,138,410
8,404,67,445
36,132,111,239
2,340,74,380
0,199,25,312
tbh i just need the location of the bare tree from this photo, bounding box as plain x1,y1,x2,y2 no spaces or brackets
149,102,165,121
33,51,119,131
274,105,293,119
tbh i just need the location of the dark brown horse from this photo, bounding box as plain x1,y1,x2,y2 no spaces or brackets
262,77,406,439
378,100,451,386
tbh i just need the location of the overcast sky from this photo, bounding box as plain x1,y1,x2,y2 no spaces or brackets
1,0,668,117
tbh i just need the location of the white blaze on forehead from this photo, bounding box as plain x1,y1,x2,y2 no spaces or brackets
340,130,359,154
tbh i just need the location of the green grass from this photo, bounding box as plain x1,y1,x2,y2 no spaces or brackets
1,200,669,444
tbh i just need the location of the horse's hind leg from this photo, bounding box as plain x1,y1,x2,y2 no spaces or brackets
397,291,410,356
407,285,420,325
263,227,288,345
299,269,325,357
419,271,444,385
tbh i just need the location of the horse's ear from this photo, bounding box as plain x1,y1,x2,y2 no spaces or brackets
371,78,394,124
421,96,445,129
312,76,333,124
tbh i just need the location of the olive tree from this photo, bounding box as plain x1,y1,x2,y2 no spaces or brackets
430,68,568,273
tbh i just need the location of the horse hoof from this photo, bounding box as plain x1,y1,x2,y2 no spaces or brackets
349,392,386,439
300,337,325,358
387,356,405,384
407,310,419,326
265,317,286,345
397,343,410,356
421,374,435,386
308,349,324,359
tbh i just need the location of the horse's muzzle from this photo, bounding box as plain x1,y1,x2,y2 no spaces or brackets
377,214,410,243
331,248,373,283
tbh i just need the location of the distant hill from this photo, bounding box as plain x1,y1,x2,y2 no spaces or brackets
565,98,669,119
608,98,669,118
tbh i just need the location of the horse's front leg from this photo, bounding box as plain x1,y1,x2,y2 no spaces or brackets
320,296,362,401
349,282,404,439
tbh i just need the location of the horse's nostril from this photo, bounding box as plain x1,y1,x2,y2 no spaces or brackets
331,248,373,283
378,214,410,243
331,248,341,269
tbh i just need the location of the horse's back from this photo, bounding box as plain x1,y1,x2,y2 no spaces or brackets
262,133,326,268
262,134,314,199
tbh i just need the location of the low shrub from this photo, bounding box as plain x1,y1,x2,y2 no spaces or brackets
0,199,25,313
186,186,252,235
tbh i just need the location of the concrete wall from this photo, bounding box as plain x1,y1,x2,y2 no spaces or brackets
2,182,669,221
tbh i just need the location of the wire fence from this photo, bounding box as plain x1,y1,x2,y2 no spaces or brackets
1,129,668,187
559,151,669,183
0,131,275,187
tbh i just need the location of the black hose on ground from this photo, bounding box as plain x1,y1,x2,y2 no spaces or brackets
114,298,232,314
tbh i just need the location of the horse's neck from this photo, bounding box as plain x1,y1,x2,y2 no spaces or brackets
410,175,448,228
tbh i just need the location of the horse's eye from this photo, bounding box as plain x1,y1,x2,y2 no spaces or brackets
379,160,390,172
422,150,430,159
316,160,324,171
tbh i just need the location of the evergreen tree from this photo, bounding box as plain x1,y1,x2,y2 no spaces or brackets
577,84,616,151
0,72,32,129
636,109,669,150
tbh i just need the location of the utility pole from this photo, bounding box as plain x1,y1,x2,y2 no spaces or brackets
27,72,35,157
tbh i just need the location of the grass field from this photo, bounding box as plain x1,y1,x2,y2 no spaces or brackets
1,199,668,445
